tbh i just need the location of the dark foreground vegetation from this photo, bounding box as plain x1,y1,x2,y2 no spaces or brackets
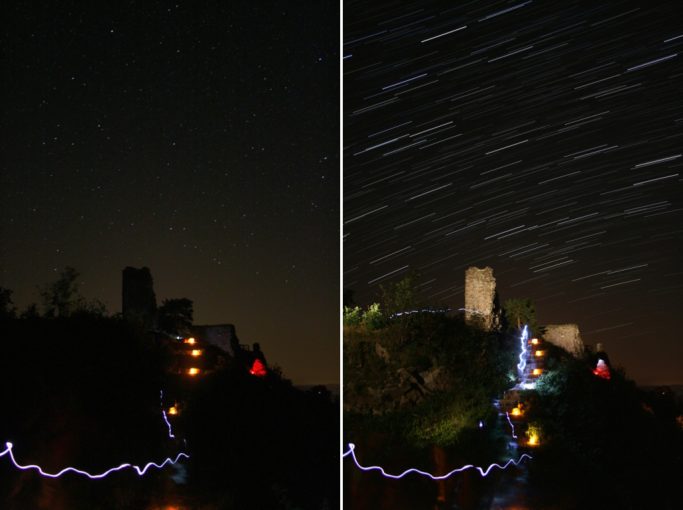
526,343,683,509
344,308,517,509
343,281,683,510
0,313,337,509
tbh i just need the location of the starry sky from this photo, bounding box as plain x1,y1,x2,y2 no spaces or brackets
343,0,682,385
1,2,339,385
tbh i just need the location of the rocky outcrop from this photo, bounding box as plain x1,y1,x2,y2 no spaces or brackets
464,266,501,331
543,324,584,356
343,356,455,415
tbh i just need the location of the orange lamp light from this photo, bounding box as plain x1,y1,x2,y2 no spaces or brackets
528,433,539,446
535,350,544,357
168,406,178,415
531,338,539,345
190,349,202,357
184,337,196,345
511,407,522,417
532,368,542,376
188,367,200,376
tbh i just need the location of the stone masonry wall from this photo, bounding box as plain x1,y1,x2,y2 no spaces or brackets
464,266,500,330
543,324,584,356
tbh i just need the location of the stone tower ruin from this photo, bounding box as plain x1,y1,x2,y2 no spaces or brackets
464,266,501,331
122,266,157,329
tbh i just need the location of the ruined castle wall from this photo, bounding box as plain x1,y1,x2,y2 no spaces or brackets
464,266,500,330
122,266,157,328
192,324,237,356
543,324,584,356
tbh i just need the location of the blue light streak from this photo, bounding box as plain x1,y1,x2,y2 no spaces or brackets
0,442,189,479
343,443,531,480
344,324,536,483
505,412,518,439
0,389,189,479
160,389,176,439
517,325,529,377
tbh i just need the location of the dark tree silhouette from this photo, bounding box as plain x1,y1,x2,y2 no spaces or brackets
379,272,421,315
39,266,81,317
157,298,194,335
0,287,16,319
38,267,107,318
502,297,537,331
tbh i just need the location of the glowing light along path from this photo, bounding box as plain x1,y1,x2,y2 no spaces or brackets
0,442,189,479
343,443,531,480
0,389,189,479
516,325,529,376
160,389,176,439
505,412,518,439
344,325,535,481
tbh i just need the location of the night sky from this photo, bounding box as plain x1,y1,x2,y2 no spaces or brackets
344,0,682,385
1,2,339,385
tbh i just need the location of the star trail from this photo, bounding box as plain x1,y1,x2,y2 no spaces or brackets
344,0,682,385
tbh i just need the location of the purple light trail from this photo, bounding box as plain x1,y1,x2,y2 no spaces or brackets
505,412,518,439
343,443,532,480
517,325,529,376
0,389,189,479
0,442,189,479
160,389,176,439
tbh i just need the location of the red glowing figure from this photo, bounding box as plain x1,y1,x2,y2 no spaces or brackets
250,359,267,377
593,358,611,380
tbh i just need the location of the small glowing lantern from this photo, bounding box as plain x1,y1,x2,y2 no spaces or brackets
532,368,542,376
511,406,522,417
190,349,202,357
531,338,539,345
187,367,200,376
527,425,541,446
168,406,178,416
184,337,196,345
535,350,544,357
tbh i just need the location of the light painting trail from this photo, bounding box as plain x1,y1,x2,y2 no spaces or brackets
0,443,189,479
344,324,535,482
517,325,529,377
343,443,532,480
505,412,518,439
390,308,451,318
0,389,189,479
160,389,176,439
162,410,175,439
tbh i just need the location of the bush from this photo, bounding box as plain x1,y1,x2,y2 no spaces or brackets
361,303,385,330
343,305,362,326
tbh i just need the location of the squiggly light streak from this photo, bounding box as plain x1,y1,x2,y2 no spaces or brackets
517,325,529,377
160,390,176,439
390,308,450,318
457,307,485,316
0,442,189,479
343,443,531,480
505,412,518,439
0,389,189,479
